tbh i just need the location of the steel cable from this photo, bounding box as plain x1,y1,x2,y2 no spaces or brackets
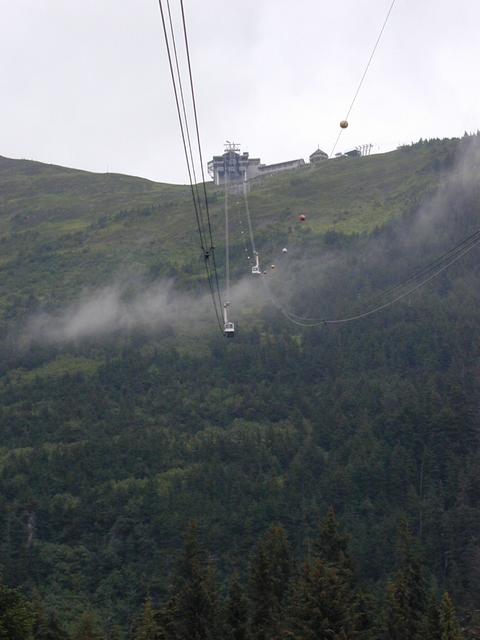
330,0,397,157
157,0,223,332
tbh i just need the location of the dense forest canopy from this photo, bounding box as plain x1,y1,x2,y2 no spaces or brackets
1,136,480,637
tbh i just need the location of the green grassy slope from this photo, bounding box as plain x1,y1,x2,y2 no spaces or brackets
0,140,455,324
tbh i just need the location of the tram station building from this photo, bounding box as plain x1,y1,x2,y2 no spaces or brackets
208,142,305,186
207,142,366,186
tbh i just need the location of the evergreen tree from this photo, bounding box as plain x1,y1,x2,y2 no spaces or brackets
135,598,160,640
423,591,441,640
355,590,380,640
72,612,104,640
248,525,292,640
384,522,428,640
0,580,35,640
32,591,69,640
284,509,380,639
109,626,124,640
156,596,177,640
164,522,222,640
283,559,356,640
313,507,352,576
34,612,70,640
438,593,463,640
224,573,249,640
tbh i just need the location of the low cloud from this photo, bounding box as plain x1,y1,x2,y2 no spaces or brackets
21,277,260,345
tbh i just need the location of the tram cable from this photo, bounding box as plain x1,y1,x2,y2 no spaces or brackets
373,227,480,302
158,0,206,251
293,235,480,326
164,0,204,225
179,0,224,316
225,176,230,303
242,180,257,257
262,230,480,327
222,172,235,336
157,0,223,332
330,0,397,157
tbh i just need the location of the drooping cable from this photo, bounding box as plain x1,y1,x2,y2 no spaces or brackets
373,228,480,302
264,232,480,327
272,228,480,323
330,0,397,158
262,277,317,323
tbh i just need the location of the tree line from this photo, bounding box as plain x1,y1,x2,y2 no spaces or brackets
1,511,468,639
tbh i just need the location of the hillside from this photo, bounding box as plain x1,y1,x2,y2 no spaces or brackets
0,140,454,331
1,136,480,637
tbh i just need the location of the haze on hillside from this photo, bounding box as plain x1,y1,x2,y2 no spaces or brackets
20,278,259,344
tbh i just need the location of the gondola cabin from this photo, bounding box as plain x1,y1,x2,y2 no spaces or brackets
224,321,235,337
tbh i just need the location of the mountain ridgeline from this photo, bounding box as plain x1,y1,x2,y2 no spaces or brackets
1,135,480,637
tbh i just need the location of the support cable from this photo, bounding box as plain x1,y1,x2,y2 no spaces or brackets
373,228,480,302
165,0,205,225
157,0,206,252
238,210,251,264
157,0,223,332
242,179,257,257
273,228,480,324
225,175,230,303
263,233,480,327
330,0,397,158
179,0,224,315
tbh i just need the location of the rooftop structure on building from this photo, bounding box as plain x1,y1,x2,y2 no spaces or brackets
208,142,305,186
344,149,361,158
333,145,373,159
309,147,329,163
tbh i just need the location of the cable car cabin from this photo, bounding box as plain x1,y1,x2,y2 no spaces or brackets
224,321,235,337
252,252,261,275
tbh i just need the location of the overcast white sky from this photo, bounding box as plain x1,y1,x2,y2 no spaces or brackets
1,0,478,184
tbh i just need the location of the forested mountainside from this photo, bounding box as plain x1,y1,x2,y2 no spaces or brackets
1,136,480,638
